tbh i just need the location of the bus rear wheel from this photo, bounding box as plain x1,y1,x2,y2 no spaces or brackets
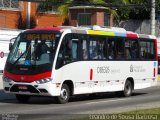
123,80,133,97
117,80,133,97
55,84,70,104
16,94,30,103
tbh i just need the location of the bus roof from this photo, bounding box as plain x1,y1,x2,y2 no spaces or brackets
24,26,156,39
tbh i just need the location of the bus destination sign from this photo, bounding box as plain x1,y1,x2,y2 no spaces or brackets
26,34,55,41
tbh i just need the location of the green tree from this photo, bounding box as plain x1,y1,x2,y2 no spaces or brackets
37,0,159,21
37,0,129,17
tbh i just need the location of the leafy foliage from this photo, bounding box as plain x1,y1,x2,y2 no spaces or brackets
37,0,160,20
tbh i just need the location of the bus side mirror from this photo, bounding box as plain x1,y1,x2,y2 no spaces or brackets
9,43,13,51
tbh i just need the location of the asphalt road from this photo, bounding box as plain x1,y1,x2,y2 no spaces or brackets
0,75,160,120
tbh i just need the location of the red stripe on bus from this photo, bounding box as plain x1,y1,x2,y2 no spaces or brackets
90,69,93,80
126,33,138,38
3,70,52,82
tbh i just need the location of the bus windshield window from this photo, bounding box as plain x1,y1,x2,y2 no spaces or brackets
7,32,60,66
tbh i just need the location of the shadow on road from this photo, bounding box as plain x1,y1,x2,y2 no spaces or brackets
0,89,147,105
69,92,147,103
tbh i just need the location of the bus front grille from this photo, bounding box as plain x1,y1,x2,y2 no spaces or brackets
10,84,39,93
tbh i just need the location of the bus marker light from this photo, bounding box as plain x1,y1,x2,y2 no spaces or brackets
0,51,4,58
90,69,93,80
153,68,156,77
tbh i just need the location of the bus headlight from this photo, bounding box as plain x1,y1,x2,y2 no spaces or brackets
3,76,12,82
36,78,52,84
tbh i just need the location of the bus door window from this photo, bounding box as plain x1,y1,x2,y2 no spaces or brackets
56,34,79,69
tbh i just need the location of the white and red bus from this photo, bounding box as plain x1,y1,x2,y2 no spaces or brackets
3,26,158,103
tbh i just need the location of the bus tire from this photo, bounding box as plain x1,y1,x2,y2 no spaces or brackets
16,94,30,103
123,80,133,97
55,84,70,104
116,80,133,97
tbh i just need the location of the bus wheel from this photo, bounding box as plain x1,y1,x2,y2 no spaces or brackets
116,80,133,97
55,84,70,104
16,94,30,103
123,80,133,97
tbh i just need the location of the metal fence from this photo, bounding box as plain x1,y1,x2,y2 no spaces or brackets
0,0,19,9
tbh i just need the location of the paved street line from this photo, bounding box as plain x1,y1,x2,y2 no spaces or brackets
85,98,131,105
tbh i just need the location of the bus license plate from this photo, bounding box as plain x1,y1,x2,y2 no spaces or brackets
18,86,28,90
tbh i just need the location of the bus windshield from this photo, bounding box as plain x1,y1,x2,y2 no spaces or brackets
7,32,60,66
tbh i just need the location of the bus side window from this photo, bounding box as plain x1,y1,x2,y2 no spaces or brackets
98,40,106,59
130,41,139,59
140,40,155,60
72,40,78,61
56,41,65,69
64,39,72,63
82,40,88,60
115,38,124,60
124,39,131,60
108,40,115,59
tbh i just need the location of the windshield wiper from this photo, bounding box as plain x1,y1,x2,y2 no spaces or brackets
13,50,27,65
13,44,31,65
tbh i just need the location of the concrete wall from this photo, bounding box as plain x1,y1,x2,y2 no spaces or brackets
115,20,160,55
116,20,160,37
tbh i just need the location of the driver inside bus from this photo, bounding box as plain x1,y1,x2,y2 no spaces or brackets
32,41,50,60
